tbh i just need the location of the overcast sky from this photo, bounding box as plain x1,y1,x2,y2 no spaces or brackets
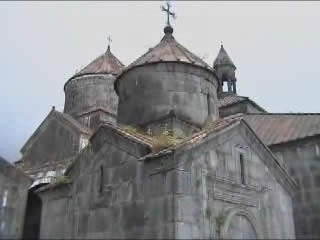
1,1,320,162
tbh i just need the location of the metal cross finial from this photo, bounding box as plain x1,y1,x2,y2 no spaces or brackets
107,35,112,50
161,1,176,26
220,40,223,47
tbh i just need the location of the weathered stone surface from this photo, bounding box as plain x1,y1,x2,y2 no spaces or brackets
0,157,31,239
64,74,118,128
272,139,320,239
116,62,219,131
33,121,297,239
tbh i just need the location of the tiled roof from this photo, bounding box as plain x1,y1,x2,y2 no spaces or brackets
213,45,236,68
218,95,248,108
218,94,266,112
71,46,125,80
120,27,212,75
244,113,320,146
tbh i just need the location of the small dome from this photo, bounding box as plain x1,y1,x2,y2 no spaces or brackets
121,29,212,75
71,46,125,80
213,45,236,68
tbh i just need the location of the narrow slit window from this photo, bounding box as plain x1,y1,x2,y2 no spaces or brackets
99,166,104,194
207,93,211,115
240,153,245,185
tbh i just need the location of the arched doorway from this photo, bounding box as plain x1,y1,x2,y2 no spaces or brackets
220,207,264,239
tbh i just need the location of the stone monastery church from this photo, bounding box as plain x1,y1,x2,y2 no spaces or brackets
1,3,320,239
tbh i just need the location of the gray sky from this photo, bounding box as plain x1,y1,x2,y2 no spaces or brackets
1,1,320,162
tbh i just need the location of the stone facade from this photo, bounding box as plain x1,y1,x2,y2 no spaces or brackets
35,121,296,239
271,138,320,239
64,74,118,129
116,62,219,133
0,157,31,239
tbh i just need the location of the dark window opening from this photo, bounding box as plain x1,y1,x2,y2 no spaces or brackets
23,184,46,240
99,166,104,194
207,93,211,115
240,153,245,185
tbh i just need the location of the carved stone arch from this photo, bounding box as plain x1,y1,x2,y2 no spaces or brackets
220,207,264,239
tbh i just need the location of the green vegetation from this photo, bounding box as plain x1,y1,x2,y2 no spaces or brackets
151,131,183,152
120,125,147,136
120,124,185,152
216,214,227,227
52,175,73,185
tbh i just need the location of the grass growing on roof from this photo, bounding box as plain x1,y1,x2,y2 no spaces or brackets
151,130,183,152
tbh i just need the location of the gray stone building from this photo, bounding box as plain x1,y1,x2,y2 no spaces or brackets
0,156,31,239
1,8,320,239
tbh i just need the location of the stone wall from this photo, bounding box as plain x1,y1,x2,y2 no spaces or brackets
142,115,201,138
77,110,116,131
116,63,219,129
271,138,320,239
64,74,118,119
37,125,151,239
36,123,296,239
37,184,72,239
21,118,82,169
0,159,31,239
149,124,296,238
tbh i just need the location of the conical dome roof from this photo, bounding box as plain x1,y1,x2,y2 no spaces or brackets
122,26,212,74
213,45,236,68
71,45,125,80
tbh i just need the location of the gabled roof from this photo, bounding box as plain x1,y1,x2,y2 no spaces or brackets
119,26,212,76
21,108,92,154
213,44,236,68
218,94,266,112
140,114,297,195
244,113,320,146
92,122,153,148
54,111,92,135
70,45,125,80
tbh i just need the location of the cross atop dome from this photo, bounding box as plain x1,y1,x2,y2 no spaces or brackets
107,35,112,51
161,1,176,34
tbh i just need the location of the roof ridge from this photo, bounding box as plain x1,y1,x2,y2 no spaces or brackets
98,122,153,147
55,111,92,135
